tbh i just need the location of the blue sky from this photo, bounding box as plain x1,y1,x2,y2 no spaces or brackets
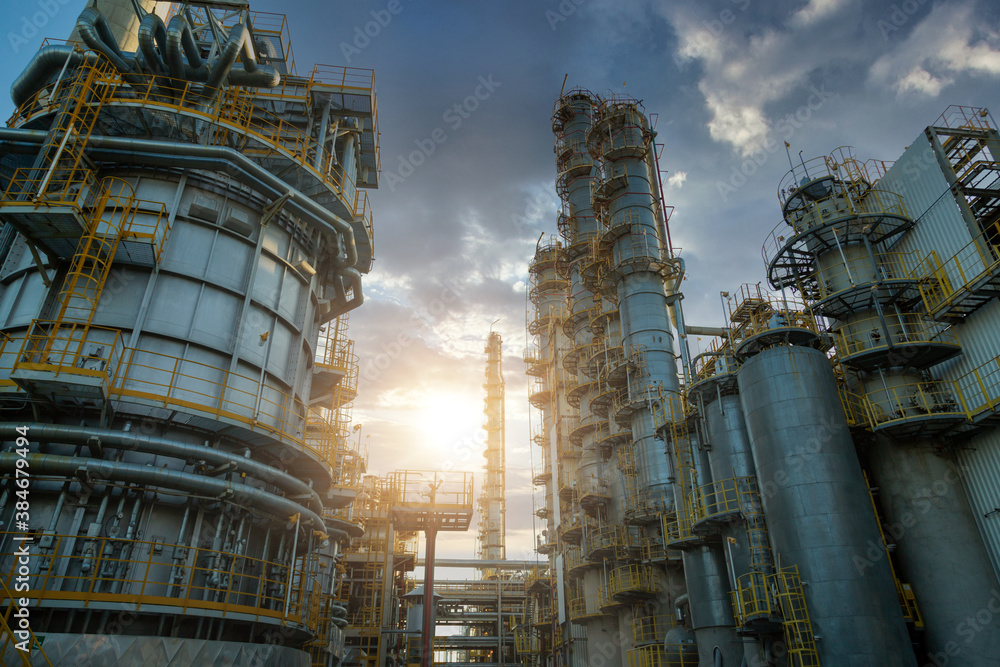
2,0,999,559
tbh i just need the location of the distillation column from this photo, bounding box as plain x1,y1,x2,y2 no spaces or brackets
552,89,619,667
479,331,507,564
586,96,690,665
766,148,1000,664
747,166,921,663
525,234,570,664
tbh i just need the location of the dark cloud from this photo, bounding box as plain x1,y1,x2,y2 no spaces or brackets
4,0,999,560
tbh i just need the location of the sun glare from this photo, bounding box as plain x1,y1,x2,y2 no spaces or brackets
413,390,485,464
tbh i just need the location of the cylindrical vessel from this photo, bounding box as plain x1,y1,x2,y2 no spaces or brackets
738,345,915,665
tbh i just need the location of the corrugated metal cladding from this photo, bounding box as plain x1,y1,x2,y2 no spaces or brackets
879,129,1000,579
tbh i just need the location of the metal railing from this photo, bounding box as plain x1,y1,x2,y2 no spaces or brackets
0,532,321,629
831,312,958,361
608,564,661,597
14,321,124,388
956,355,1000,420
10,61,376,223
916,220,1000,316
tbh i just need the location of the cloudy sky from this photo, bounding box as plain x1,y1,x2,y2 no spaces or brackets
3,0,1000,562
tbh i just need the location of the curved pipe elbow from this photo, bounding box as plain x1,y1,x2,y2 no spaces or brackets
137,12,168,74
77,7,133,73
11,45,97,108
166,15,209,81
228,65,281,88
206,23,247,90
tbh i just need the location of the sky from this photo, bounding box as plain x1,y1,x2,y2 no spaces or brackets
2,0,1000,564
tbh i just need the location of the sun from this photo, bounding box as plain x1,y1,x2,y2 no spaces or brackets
412,389,485,464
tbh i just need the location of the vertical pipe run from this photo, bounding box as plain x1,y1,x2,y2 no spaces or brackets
421,528,437,667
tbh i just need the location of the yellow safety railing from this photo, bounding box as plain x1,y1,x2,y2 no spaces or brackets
0,531,321,629
689,476,760,525
608,564,661,597
0,168,95,210
391,470,474,510
812,250,921,302
627,645,698,667
0,567,53,666
763,186,910,267
11,61,376,221
734,297,822,347
114,346,323,451
567,594,607,621
862,379,969,429
917,220,1000,316
632,613,676,645
956,355,1000,419
864,472,924,628
838,387,869,428
14,320,124,386
731,570,772,624
692,338,738,384
830,312,958,361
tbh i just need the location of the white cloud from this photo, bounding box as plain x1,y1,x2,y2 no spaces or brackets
789,0,849,28
661,2,862,156
868,1,1000,97
667,170,688,188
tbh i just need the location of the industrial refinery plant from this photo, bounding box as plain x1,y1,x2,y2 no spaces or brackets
1,2,1000,667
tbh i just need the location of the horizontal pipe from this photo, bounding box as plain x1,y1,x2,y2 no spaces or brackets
11,46,101,108
0,452,336,537
0,129,361,273
685,325,729,337
416,559,540,569
0,422,323,513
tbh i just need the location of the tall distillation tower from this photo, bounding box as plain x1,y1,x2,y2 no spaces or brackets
478,330,507,564
0,2,378,665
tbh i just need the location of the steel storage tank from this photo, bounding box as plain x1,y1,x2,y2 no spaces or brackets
738,344,915,665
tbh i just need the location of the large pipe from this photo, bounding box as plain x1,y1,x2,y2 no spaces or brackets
76,8,134,74
11,46,100,108
165,14,209,81
205,23,249,90
0,423,324,512
415,559,540,569
137,12,168,74
0,129,361,272
0,452,336,536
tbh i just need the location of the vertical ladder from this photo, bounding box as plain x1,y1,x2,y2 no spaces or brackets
53,180,136,326
32,59,117,202
0,573,52,666
773,565,821,667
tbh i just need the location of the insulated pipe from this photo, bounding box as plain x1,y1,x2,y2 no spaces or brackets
76,8,134,74
165,15,209,81
0,422,323,512
205,23,251,90
11,46,101,108
137,12,168,74
685,325,728,337
0,129,360,270
0,452,335,536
